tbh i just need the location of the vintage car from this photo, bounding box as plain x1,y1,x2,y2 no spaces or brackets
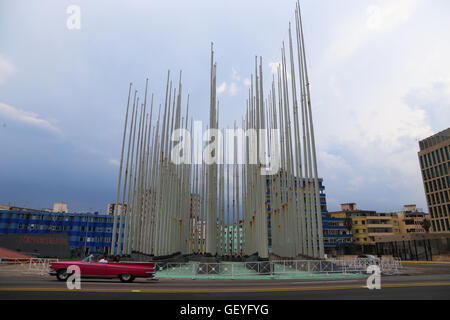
49,255,156,283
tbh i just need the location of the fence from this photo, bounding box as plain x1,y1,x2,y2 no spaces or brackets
327,257,402,275
0,258,59,275
0,257,402,278
152,258,402,279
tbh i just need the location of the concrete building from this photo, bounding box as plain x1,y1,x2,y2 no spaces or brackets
418,128,450,233
190,220,206,253
221,221,244,255
329,203,400,247
396,204,429,234
0,209,124,257
3,205,47,213
322,213,353,255
1,202,69,214
53,202,68,213
106,203,127,216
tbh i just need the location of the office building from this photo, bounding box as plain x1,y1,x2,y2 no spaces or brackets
418,128,450,232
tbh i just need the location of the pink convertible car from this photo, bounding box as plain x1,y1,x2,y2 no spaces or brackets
49,255,156,283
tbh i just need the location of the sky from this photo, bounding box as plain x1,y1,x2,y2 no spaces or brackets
0,0,449,213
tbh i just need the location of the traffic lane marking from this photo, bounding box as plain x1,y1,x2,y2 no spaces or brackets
0,282,449,294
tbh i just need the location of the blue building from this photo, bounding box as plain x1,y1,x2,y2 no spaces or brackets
266,176,352,255
0,209,124,256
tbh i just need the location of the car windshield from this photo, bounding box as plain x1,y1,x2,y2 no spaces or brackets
82,255,95,263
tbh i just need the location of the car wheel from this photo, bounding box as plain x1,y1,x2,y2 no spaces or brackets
119,273,134,283
56,269,69,281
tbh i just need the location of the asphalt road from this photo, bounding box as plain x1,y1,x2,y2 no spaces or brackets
1,272,450,300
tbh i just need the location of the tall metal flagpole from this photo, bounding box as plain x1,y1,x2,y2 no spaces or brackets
120,89,137,255
298,1,324,257
206,43,218,255
111,82,132,256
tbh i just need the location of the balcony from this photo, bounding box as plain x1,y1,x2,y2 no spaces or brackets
368,232,394,237
368,224,393,229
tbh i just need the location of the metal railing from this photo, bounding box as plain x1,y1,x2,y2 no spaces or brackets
0,257,402,278
152,258,402,279
0,258,59,275
327,257,402,275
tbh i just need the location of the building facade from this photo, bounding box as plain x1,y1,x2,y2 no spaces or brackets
0,209,123,256
329,203,400,247
396,204,429,234
53,202,68,213
418,128,450,233
221,221,244,255
106,203,127,216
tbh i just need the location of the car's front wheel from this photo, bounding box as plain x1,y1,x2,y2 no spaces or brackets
56,269,69,281
119,273,135,283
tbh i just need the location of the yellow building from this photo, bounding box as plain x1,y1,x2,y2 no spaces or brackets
329,203,400,246
396,204,429,234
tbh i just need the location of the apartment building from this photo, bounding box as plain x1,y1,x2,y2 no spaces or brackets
329,203,400,246
396,204,429,234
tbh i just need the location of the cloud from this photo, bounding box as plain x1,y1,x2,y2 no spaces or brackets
310,0,450,211
217,82,227,94
0,102,61,134
108,158,120,166
372,0,424,31
243,78,251,86
327,0,424,64
229,82,238,96
231,68,240,81
0,55,17,85
217,81,239,96
268,61,290,79
268,62,280,74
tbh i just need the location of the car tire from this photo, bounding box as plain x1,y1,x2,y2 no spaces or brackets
119,273,134,283
56,269,69,281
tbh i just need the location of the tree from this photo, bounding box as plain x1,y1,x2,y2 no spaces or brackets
421,219,432,233
344,217,353,234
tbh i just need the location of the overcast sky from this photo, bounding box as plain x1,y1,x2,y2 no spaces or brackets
0,0,449,213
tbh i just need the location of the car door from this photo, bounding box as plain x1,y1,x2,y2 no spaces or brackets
77,262,106,277
103,263,130,278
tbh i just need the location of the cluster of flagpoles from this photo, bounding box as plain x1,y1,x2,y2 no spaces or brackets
109,71,194,257
110,1,324,259
242,2,324,259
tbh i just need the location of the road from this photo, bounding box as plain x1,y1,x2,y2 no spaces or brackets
0,272,450,300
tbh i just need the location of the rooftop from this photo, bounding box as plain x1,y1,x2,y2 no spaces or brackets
419,128,450,151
